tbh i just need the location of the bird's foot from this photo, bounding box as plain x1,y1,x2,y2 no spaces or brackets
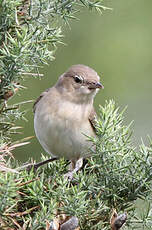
64,171,74,181
64,158,83,181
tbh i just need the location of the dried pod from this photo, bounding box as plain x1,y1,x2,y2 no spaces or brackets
0,83,20,101
60,216,79,230
110,209,127,230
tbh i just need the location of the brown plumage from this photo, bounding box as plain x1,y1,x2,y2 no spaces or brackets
33,64,103,176
33,88,50,114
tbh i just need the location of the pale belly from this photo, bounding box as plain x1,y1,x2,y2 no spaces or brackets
34,111,95,160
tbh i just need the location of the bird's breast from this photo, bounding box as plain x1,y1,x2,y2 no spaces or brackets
34,101,95,160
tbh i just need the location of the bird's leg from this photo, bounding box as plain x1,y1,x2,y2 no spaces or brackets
65,158,83,180
70,158,83,173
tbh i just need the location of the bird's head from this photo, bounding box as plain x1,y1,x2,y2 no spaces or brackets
56,64,104,103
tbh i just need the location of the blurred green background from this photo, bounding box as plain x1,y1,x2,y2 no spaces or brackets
12,0,152,162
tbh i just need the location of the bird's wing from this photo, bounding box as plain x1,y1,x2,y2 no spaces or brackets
33,88,50,114
88,107,98,134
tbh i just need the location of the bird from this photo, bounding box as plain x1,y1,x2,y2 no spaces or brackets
33,64,104,177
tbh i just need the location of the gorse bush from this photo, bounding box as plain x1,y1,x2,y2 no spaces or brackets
0,1,151,230
0,101,152,229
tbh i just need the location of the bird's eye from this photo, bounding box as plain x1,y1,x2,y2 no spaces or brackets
74,75,83,84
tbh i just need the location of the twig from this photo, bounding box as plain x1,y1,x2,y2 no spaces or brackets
17,157,58,171
19,72,44,77
5,206,40,217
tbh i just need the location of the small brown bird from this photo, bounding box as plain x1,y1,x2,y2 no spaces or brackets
33,64,104,177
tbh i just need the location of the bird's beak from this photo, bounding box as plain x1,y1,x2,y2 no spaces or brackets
88,82,104,89
96,82,104,89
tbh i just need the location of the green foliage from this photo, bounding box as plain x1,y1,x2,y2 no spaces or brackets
0,101,151,229
0,0,109,96
0,1,151,229
89,101,151,209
